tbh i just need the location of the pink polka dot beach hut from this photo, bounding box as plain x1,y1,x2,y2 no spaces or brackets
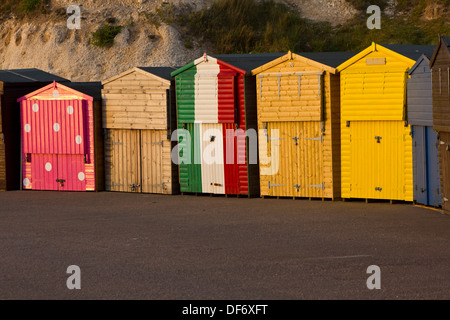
17,81,104,191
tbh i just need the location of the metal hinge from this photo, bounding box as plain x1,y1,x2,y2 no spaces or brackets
111,182,124,187
0,133,4,142
308,182,325,190
306,135,323,143
152,141,164,146
268,182,284,189
267,136,284,142
153,183,166,189
443,197,448,202
112,142,123,146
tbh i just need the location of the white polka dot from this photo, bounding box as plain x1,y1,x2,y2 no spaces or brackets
78,172,85,181
75,135,82,145
53,123,60,132
24,124,31,133
52,90,60,98
67,105,74,115
23,178,30,187
45,162,52,172
32,103,39,112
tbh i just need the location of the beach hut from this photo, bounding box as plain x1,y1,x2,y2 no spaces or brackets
18,81,104,191
0,69,69,191
407,54,440,207
171,53,283,196
101,67,179,194
430,36,450,213
336,43,435,202
251,51,356,199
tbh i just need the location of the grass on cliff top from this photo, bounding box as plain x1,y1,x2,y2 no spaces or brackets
179,0,449,53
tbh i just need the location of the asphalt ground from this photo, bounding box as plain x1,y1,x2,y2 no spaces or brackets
0,191,449,300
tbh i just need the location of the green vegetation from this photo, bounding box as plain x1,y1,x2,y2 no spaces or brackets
0,0,48,16
172,0,449,53
90,24,123,48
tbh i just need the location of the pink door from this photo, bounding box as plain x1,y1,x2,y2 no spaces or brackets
57,155,86,191
30,154,86,191
31,154,59,190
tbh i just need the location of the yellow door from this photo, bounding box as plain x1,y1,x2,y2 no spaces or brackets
349,121,412,200
261,122,323,198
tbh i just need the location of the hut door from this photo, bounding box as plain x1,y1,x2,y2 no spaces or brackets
440,132,450,212
108,129,141,192
350,121,405,200
30,154,86,191
57,154,87,191
141,130,165,193
200,123,225,194
413,126,428,205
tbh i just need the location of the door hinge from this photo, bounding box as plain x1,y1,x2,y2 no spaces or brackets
307,182,325,190
152,141,164,146
111,182,124,187
305,135,323,143
268,182,284,189
24,153,31,162
268,136,284,142
0,133,4,142
153,183,166,189
112,142,123,146
443,197,449,202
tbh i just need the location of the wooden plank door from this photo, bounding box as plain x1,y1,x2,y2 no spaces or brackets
106,129,141,192
141,130,165,194
440,132,450,213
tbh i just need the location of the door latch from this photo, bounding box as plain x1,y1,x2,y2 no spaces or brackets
56,179,66,187
375,136,382,143
375,187,382,191
292,137,299,146
294,184,301,192
130,184,141,191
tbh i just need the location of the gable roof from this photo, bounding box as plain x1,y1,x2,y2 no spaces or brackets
17,81,94,102
171,53,285,77
102,66,179,85
430,35,450,68
0,68,69,83
408,54,431,75
251,51,358,75
336,43,433,72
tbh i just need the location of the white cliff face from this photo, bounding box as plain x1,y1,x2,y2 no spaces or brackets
0,0,210,81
